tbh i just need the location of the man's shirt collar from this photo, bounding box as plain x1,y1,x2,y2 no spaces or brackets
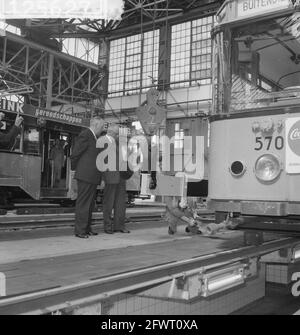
89,127,97,140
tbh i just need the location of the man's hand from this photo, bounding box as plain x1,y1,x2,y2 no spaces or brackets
15,115,24,127
0,112,5,121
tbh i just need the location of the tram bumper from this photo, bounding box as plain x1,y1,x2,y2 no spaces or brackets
208,200,293,216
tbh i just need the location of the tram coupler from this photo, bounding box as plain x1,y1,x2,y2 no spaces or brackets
165,198,204,235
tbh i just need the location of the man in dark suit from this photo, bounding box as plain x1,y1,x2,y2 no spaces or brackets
71,117,105,238
102,124,132,234
0,112,23,148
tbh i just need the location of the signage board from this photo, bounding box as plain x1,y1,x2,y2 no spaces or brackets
237,0,291,19
0,98,89,127
286,117,300,174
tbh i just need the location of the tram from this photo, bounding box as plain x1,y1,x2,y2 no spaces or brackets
0,99,141,207
208,0,300,224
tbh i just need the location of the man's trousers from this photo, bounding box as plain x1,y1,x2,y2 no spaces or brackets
75,180,97,235
103,179,126,231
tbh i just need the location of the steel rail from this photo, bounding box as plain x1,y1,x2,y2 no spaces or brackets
0,208,166,230
0,236,299,315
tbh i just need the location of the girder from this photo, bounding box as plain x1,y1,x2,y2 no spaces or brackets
0,32,107,116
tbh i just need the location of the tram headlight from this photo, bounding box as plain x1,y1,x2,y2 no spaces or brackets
254,154,281,182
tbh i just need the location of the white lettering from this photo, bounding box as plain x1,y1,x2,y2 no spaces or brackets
0,272,6,297
290,128,300,141
100,320,135,333
291,272,300,297
239,0,288,16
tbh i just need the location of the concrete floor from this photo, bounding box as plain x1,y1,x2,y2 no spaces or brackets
0,221,298,314
0,221,190,264
0,223,246,297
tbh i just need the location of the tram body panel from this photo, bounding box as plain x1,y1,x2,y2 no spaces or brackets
0,152,41,199
208,112,300,215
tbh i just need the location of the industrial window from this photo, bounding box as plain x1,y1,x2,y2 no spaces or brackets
170,16,214,88
61,38,100,64
108,30,159,97
109,38,126,97
170,22,191,88
174,123,184,149
142,30,159,91
125,34,142,95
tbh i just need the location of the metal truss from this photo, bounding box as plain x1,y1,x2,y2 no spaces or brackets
6,1,222,39
0,31,107,116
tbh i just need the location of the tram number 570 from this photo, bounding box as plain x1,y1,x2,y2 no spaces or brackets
255,136,284,151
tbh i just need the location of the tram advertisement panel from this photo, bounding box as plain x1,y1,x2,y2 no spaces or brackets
24,105,89,127
0,97,89,127
286,117,300,174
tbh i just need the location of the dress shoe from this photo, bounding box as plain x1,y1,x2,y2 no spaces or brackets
75,234,89,239
104,229,114,234
87,231,98,236
114,229,130,233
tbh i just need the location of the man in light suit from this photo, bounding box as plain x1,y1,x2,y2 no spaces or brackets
102,124,133,234
71,117,105,238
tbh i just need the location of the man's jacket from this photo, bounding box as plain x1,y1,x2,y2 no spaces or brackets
70,128,102,185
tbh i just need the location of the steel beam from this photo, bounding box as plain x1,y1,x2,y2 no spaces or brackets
4,31,99,71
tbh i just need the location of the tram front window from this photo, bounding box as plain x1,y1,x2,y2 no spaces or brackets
215,13,300,113
23,128,40,155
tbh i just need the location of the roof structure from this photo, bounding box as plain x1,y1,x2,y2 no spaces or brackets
6,0,222,40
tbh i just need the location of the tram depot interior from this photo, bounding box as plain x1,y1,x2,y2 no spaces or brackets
0,0,300,316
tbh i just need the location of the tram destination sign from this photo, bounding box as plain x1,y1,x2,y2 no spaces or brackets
238,0,291,18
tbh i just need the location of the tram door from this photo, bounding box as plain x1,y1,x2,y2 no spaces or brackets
41,129,72,197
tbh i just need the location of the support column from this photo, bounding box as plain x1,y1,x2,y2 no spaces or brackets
96,38,109,118
46,54,54,110
158,23,171,92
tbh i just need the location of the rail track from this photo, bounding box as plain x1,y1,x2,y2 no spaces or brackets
0,206,167,231
0,235,299,315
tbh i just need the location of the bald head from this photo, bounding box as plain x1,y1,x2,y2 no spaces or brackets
107,124,120,139
90,117,105,137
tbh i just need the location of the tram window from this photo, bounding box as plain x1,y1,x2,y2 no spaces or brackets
0,119,21,152
217,14,300,112
23,128,40,155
